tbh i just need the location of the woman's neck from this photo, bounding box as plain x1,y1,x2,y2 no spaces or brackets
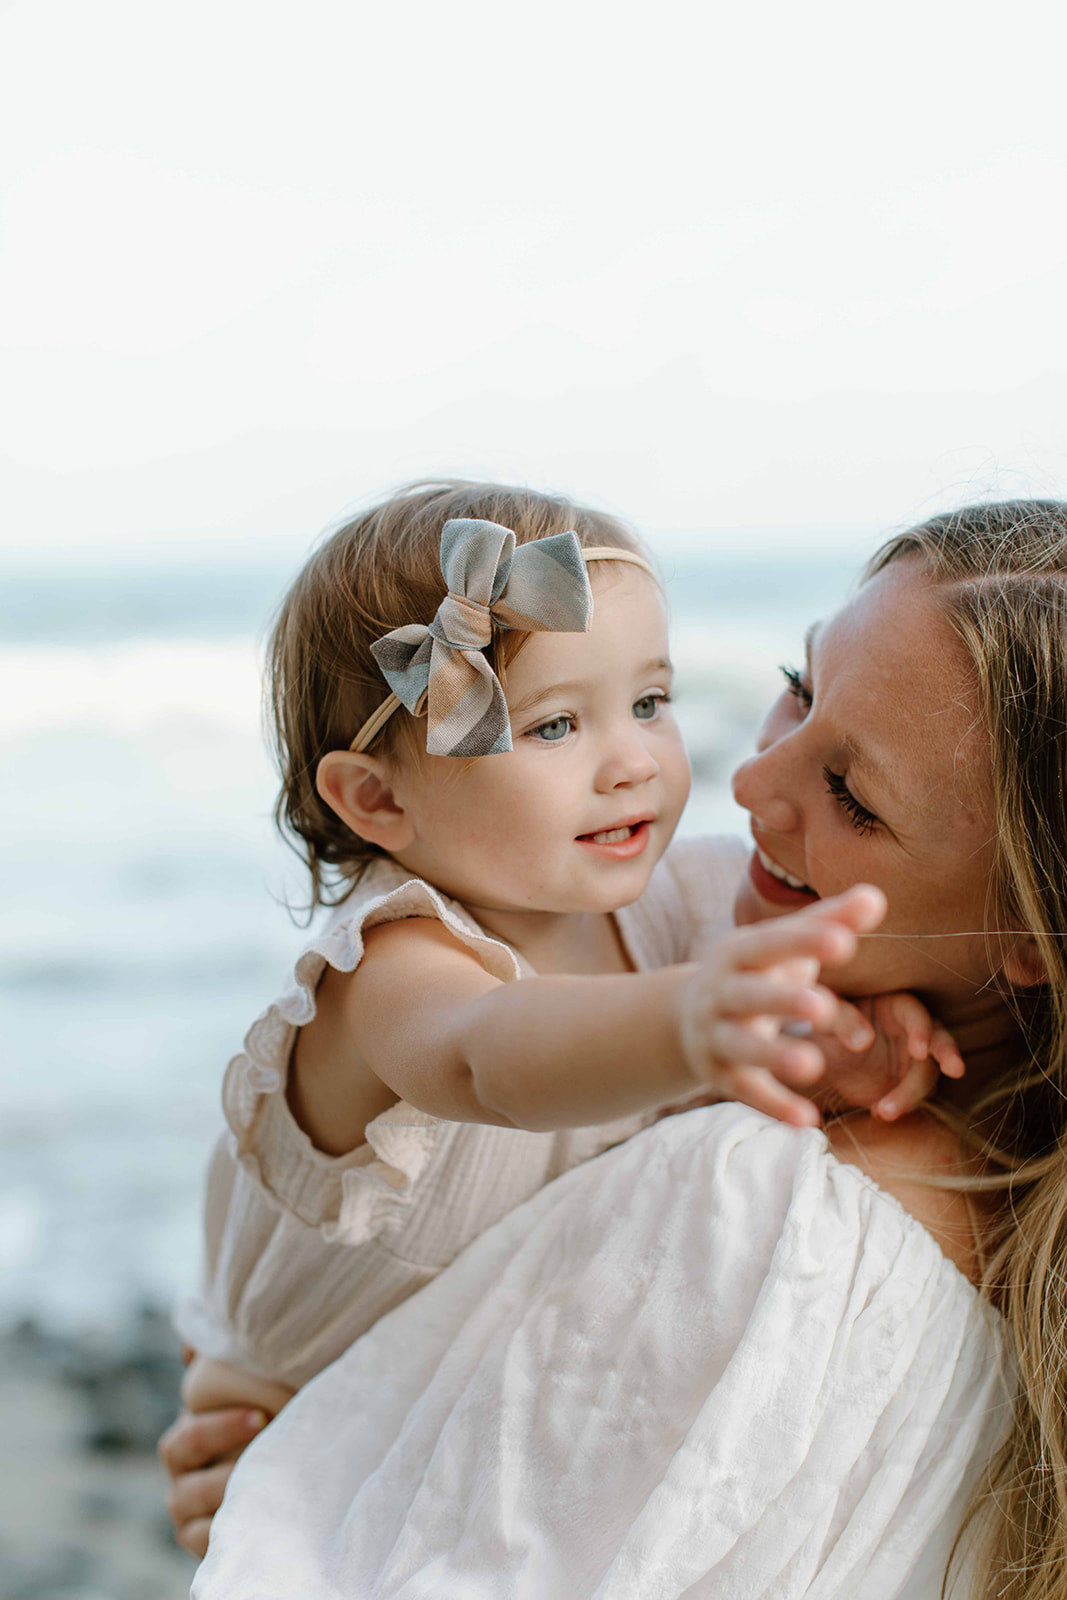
926,987,1026,1116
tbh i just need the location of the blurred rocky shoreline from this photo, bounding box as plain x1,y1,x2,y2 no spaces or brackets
0,1306,194,1600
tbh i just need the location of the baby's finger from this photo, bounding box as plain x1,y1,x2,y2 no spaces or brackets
772,955,821,988
873,1052,939,1120
727,1064,822,1128
929,1025,966,1079
819,994,876,1052
808,883,888,936
880,991,935,1058
728,915,861,975
708,1020,824,1083
713,972,837,1028
731,885,886,973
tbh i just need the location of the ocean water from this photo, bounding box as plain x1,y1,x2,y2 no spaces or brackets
1,545,862,1333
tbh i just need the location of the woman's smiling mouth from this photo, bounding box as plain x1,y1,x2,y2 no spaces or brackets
756,845,812,891
749,843,820,906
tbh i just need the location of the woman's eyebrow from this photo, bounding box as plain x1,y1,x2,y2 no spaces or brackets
841,733,901,806
805,621,902,808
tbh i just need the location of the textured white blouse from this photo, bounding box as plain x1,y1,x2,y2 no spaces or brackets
194,1103,1012,1600
176,835,749,1388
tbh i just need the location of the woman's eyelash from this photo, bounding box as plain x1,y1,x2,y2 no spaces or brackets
823,765,879,835
780,665,812,708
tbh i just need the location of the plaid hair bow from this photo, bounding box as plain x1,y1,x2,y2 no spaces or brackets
369,518,593,757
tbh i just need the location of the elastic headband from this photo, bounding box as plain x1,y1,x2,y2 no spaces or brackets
349,520,655,758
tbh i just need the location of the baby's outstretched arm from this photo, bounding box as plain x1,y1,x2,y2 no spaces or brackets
288,886,888,1145
295,916,707,1141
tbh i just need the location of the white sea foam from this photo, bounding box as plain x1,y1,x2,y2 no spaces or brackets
3,637,263,737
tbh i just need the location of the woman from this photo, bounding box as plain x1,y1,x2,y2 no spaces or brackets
168,501,1067,1598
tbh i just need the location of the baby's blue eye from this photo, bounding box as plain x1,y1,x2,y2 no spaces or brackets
533,716,573,742
633,695,661,720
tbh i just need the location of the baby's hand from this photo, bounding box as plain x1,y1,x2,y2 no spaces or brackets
809,990,965,1120
676,885,887,1128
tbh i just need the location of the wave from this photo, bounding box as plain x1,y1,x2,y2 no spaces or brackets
1,638,262,736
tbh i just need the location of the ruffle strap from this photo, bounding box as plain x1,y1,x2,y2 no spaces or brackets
326,1104,447,1244
218,863,525,1243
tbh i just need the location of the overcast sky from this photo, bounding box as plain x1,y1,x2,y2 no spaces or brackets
3,0,1067,569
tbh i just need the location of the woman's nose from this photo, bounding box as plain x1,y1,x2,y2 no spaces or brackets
731,750,801,833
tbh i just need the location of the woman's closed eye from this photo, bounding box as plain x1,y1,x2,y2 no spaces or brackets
823,765,880,835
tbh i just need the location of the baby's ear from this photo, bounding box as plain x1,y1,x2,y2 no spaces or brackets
316,751,415,854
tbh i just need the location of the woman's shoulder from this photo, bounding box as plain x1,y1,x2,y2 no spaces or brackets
635,1103,994,1317
825,1109,985,1284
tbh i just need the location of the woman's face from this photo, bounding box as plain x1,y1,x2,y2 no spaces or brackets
731,559,1005,1008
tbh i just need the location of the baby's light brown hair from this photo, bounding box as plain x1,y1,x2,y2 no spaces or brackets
267,479,648,912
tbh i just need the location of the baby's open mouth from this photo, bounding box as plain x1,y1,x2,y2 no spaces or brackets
577,821,650,846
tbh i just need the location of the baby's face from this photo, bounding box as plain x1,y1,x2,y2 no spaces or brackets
390,564,691,921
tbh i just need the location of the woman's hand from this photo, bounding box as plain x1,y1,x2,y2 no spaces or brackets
809,990,965,1120
676,885,888,1127
158,1403,267,1557
159,1352,292,1557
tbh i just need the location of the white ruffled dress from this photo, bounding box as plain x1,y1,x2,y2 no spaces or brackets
176,836,748,1388
193,1103,1012,1600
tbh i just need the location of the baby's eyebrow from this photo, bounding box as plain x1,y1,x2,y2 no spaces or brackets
508,681,583,716
508,658,673,718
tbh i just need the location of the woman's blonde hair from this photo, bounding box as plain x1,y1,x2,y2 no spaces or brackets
867,500,1067,1599
267,479,647,913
